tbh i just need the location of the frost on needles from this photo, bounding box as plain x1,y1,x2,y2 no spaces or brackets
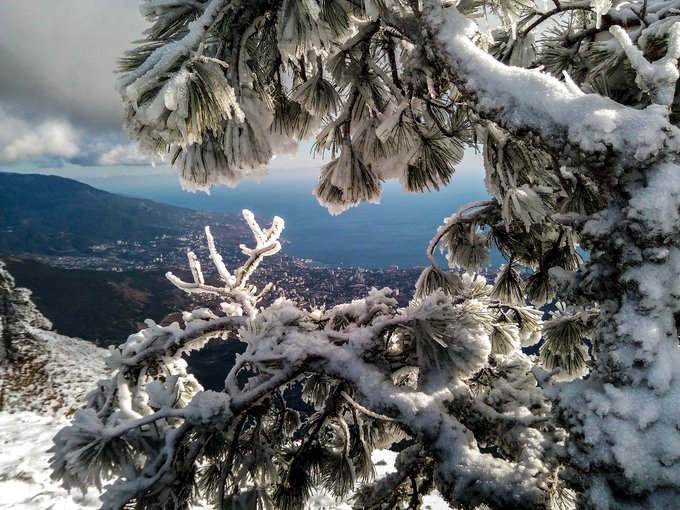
52,0,680,509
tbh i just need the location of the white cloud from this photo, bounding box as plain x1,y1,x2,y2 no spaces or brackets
96,143,157,166
0,1,152,169
0,107,80,164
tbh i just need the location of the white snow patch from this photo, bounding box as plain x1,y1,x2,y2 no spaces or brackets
0,412,102,510
627,161,680,238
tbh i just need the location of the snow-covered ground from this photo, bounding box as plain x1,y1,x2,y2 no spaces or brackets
0,411,449,510
0,328,108,416
0,412,102,509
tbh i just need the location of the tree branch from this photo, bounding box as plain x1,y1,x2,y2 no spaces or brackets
419,1,680,169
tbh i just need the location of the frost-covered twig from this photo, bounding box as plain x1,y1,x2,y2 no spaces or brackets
519,1,594,37
166,209,284,317
53,264,559,509
421,0,680,164
108,314,242,370
118,0,228,103
341,390,395,421
236,210,284,286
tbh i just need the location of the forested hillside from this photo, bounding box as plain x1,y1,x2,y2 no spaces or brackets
2,257,196,345
0,172,188,253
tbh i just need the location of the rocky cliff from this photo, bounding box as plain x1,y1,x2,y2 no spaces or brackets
0,261,106,415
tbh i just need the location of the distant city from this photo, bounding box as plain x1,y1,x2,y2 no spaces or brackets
1,171,498,313
20,218,487,310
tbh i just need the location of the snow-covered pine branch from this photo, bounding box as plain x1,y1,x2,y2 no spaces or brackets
52,0,680,508
51,238,561,509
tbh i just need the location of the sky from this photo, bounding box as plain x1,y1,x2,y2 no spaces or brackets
0,2,147,169
0,1,483,184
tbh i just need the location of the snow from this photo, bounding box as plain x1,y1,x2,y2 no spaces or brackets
0,411,217,509
610,23,680,106
627,161,680,238
591,0,612,29
184,389,231,423
0,328,107,416
295,337,546,507
0,412,102,510
560,369,680,491
550,246,680,507
422,0,680,164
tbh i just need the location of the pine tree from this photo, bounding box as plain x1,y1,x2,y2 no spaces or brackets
52,1,680,508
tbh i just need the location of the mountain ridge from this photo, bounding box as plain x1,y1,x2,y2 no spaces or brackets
2,256,197,345
0,171,247,261
1,172,185,254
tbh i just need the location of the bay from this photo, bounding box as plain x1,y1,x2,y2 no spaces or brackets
82,171,497,269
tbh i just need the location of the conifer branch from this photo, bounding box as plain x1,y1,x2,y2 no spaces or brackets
426,200,494,270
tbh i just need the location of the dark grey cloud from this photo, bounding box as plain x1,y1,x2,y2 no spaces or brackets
0,0,149,166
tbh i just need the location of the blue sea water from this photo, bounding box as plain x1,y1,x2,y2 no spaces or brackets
83,172,499,269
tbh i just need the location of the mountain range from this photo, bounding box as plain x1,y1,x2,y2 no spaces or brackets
0,171,257,347
0,172,200,255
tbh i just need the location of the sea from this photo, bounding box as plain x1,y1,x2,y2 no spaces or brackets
81,171,501,270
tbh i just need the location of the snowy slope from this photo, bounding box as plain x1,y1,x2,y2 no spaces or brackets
0,327,107,415
0,262,110,507
0,260,108,415
0,412,103,510
0,411,215,510
0,410,330,510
